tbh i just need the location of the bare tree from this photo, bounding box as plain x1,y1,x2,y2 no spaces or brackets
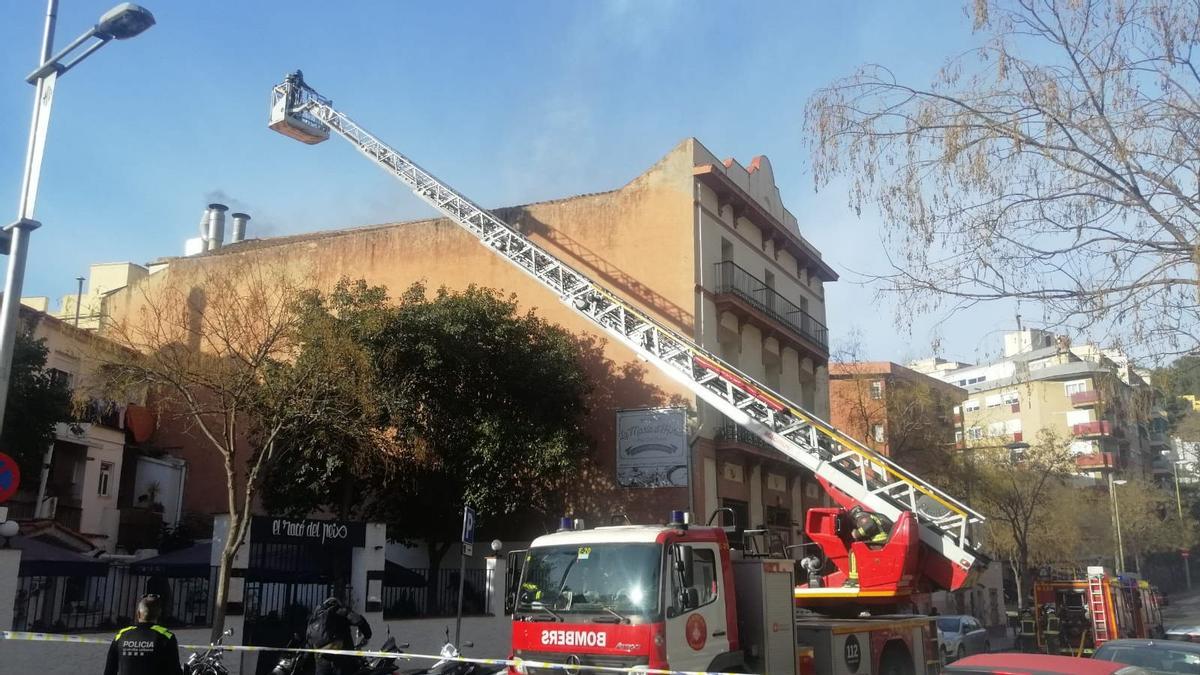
99,261,338,640
806,0,1200,359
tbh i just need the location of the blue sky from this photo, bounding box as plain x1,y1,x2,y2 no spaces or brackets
0,1,1021,365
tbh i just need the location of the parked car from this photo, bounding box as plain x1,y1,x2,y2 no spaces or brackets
1167,624,1200,642
937,614,991,662
944,653,1150,674
1094,638,1200,673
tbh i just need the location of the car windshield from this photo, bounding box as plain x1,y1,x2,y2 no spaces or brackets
1094,643,1200,674
937,617,961,632
517,543,661,617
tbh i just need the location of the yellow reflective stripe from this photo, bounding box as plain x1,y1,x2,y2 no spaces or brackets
149,624,174,639
114,626,136,640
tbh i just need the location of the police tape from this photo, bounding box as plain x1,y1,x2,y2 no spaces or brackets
0,631,748,675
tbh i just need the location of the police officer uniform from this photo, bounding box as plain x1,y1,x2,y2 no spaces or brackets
103,621,182,675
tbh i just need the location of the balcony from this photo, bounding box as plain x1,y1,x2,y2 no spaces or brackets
1075,452,1116,471
1072,420,1113,437
715,420,773,453
1070,390,1101,407
711,261,828,352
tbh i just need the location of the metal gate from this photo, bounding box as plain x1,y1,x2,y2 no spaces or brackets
243,542,350,650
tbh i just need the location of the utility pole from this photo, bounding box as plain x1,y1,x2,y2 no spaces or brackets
72,275,83,327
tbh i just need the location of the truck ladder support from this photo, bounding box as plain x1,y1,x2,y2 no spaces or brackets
268,73,988,590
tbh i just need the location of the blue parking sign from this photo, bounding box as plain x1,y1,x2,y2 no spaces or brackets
462,506,476,557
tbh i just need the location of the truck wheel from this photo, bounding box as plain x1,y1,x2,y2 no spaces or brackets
879,642,915,675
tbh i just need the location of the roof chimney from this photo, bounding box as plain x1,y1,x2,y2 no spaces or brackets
230,212,250,244
206,203,228,251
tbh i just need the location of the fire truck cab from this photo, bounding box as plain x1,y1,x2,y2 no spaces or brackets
509,511,939,674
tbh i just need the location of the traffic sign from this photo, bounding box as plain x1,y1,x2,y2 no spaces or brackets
462,506,476,557
0,452,20,503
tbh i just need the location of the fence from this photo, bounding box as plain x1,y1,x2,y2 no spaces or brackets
382,567,490,618
12,566,214,632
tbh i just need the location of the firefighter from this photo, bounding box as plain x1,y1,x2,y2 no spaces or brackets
1017,607,1038,653
1042,604,1062,654
842,506,892,588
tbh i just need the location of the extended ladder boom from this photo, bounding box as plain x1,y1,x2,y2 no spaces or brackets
268,72,987,591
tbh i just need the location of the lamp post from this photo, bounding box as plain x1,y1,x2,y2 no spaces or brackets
1108,475,1127,574
1174,458,1192,590
0,1,154,433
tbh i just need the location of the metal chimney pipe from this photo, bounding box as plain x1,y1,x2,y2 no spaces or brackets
206,203,228,251
230,212,250,243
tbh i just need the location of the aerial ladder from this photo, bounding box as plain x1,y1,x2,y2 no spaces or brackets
267,71,987,594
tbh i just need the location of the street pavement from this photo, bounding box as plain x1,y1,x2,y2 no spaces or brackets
1162,587,1200,631
0,617,513,675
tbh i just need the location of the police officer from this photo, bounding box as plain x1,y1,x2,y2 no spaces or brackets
103,594,182,675
843,506,892,588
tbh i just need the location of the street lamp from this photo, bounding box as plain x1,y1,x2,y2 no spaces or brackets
1173,459,1193,590
0,1,154,432
1109,477,1127,574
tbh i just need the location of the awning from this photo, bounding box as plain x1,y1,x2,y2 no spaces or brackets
385,560,427,587
130,542,212,578
9,536,108,577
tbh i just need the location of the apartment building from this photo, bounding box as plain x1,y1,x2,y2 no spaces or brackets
5,307,184,553
913,329,1152,477
828,361,965,464
100,138,837,546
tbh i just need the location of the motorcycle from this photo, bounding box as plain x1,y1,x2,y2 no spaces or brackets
272,634,409,675
184,628,235,675
399,627,503,675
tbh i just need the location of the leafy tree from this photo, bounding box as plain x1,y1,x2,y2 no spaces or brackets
262,281,592,602
100,261,341,640
2,328,74,479
1110,476,1196,574
967,428,1075,607
805,0,1200,358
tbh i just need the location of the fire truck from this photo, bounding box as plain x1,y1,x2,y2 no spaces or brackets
1032,566,1165,657
268,71,990,674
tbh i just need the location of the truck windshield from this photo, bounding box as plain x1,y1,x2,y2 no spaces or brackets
518,543,661,617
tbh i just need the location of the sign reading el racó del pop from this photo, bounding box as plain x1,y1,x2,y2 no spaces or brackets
615,407,688,489
250,516,366,547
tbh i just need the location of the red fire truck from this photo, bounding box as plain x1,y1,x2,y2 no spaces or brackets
1032,567,1165,657
508,511,941,675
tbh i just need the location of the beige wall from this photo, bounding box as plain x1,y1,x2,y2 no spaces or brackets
101,138,836,532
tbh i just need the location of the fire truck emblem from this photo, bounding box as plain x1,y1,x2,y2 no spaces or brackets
685,613,707,650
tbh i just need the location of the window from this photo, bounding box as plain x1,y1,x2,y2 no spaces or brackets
98,461,113,497
966,426,984,441
955,430,964,443
985,394,1003,408
720,238,733,263
952,405,961,415
963,400,980,412
987,422,1006,437
871,424,885,443
1005,419,1023,435
1065,380,1089,396
675,546,719,610
1066,410,1092,426
1001,391,1019,405
869,380,884,400
48,368,73,389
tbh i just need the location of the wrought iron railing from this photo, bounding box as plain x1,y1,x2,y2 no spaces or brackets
712,261,828,349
